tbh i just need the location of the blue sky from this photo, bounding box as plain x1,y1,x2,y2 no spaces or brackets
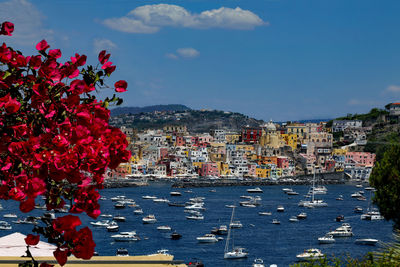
1,0,400,121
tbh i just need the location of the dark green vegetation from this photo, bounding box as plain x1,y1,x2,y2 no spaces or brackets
110,108,264,133
110,104,191,116
370,145,400,228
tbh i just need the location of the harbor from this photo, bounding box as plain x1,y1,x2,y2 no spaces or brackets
0,182,393,266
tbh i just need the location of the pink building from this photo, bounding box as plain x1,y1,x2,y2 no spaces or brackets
277,156,289,169
199,162,219,177
175,136,185,146
345,152,376,167
247,164,257,177
159,147,168,160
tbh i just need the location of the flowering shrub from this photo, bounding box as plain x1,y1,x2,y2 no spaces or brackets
0,21,130,265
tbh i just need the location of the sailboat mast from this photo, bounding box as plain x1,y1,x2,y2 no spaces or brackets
225,206,235,253
312,168,315,202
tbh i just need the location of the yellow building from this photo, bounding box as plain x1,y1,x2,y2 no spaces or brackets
281,133,298,151
225,133,240,144
332,148,348,155
286,124,306,142
217,162,231,176
256,167,271,178
192,162,203,169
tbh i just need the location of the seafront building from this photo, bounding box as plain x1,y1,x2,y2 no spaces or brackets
107,120,376,182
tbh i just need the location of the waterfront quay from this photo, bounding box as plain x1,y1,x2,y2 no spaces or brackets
172,172,348,188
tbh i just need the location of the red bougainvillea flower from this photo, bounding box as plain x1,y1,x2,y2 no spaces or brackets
36,39,50,52
101,61,116,75
98,50,110,64
114,80,127,92
25,234,40,246
54,248,68,266
53,215,82,232
48,49,62,59
71,227,95,259
0,21,14,36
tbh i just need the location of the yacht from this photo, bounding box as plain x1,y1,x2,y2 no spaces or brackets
277,205,285,212
111,231,140,242
224,206,248,259
253,258,265,267
114,202,126,209
142,215,157,224
354,206,363,213
297,212,307,220
153,198,170,203
287,190,299,196
106,221,119,232
90,220,110,227
170,231,182,240
113,215,126,222
142,195,157,199
272,219,280,225
133,208,143,215
318,234,335,244
299,170,328,207
296,248,324,261
3,214,17,218
355,238,378,245
258,211,272,216
247,187,263,193
361,209,384,220
196,233,219,243
0,221,12,230
211,225,228,235
116,248,129,256
289,216,299,222
100,214,113,218
157,225,172,231
229,221,242,229
186,214,204,220
170,191,182,196
327,223,353,237
111,195,126,202
185,203,206,211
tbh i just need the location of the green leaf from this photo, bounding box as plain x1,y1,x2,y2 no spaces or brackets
2,71,11,79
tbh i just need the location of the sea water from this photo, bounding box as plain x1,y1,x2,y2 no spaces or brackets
0,183,394,266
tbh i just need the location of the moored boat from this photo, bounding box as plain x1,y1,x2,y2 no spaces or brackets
142,215,157,224
296,248,324,261
196,233,218,243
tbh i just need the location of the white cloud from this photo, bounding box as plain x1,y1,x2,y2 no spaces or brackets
165,48,200,60
386,85,400,93
102,4,266,34
93,38,117,55
0,0,53,46
165,53,178,60
177,48,200,58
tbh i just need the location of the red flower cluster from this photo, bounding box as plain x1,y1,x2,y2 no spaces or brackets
0,22,130,266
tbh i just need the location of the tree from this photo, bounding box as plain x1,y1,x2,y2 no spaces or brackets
0,21,130,266
369,144,400,229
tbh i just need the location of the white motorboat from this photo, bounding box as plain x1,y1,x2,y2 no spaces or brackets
247,187,263,193
354,206,363,213
289,216,299,222
318,234,335,244
299,170,328,207
12,217,38,225
90,220,110,227
116,248,129,256
253,258,265,267
142,215,157,224
111,195,126,202
100,214,113,218
225,205,237,208
157,225,172,231
241,203,257,208
229,221,242,229
196,233,218,243
224,206,248,259
297,212,307,219
114,202,126,209
282,188,292,193
186,214,204,220
113,215,126,222
170,191,182,196
211,225,228,235
142,195,157,199
287,191,299,196
133,208,144,215
111,231,140,242
272,219,280,225
361,209,384,220
277,205,285,212
107,221,119,232
3,214,17,218
296,248,324,261
258,212,272,216
327,223,353,237
153,198,170,203
0,221,12,230
355,238,378,245
185,203,206,211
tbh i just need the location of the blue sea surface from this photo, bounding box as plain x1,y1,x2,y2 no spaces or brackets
0,183,395,267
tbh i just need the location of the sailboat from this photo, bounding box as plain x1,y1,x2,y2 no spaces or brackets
224,206,248,259
298,167,328,208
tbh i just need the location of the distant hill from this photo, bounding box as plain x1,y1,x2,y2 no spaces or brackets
109,108,264,133
110,104,191,116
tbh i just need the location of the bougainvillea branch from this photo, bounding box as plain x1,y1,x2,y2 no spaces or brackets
0,21,130,265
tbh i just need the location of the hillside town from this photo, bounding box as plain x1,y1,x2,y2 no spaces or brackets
106,107,393,182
